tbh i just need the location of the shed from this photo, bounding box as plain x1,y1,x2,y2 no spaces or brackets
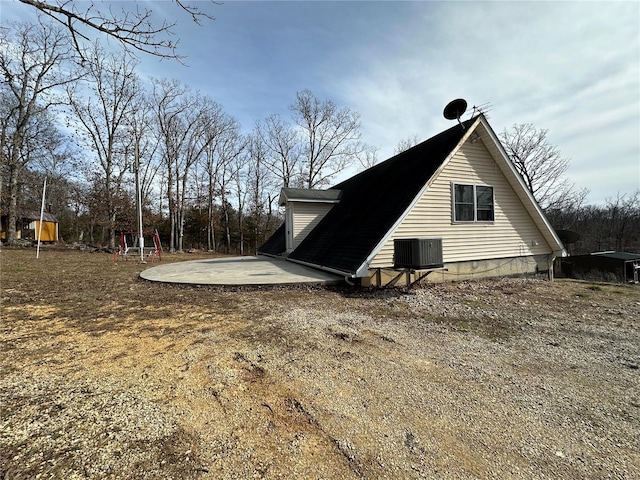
25,211,59,242
0,210,59,243
561,252,640,283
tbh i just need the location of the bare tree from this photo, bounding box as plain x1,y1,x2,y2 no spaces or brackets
550,191,640,255
151,78,230,251
176,97,230,252
231,150,250,255
66,44,141,248
603,191,640,252
0,19,81,244
128,92,161,215
500,123,587,211
198,113,241,251
215,127,247,253
19,110,80,223
245,130,279,252
291,90,365,189
16,0,217,61
356,146,378,171
255,113,301,188
2,107,78,225
30,114,80,179
394,135,420,155
150,78,188,251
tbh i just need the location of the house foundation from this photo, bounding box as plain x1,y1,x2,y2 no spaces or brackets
362,254,554,287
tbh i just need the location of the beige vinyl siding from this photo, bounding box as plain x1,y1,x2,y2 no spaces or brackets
292,202,334,249
370,139,553,268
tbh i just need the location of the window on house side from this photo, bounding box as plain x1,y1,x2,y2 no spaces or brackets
476,185,494,221
454,184,474,221
453,183,494,222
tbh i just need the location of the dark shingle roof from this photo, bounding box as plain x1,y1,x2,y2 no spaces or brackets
284,117,478,275
590,251,640,261
258,222,286,256
21,211,59,223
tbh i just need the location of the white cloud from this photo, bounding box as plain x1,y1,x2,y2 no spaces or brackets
327,1,639,203
3,0,638,204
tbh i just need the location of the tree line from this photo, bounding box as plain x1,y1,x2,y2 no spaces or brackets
1,18,377,253
498,124,639,255
1,17,638,255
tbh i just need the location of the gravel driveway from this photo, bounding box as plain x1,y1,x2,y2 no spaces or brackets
1,250,638,479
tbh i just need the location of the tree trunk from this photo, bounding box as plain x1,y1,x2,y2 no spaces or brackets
6,163,20,244
167,176,176,252
177,210,184,252
169,207,176,253
207,196,216,252
222,200,231,254
238,212,244,255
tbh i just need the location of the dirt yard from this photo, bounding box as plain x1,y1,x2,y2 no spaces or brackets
1,248,638,479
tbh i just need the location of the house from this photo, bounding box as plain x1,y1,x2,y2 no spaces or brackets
0,210,59,243
259,114,566,286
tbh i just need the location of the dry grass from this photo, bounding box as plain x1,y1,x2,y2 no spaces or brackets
1,247,639,479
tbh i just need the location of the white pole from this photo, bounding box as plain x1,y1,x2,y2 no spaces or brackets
36,177,47,259
135,137,144,262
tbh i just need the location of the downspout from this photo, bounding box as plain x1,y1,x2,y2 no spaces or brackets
549,249,566,282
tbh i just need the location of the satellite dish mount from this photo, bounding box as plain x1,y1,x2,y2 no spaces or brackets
443,98,468,129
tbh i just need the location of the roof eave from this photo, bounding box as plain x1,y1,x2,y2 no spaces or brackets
279,187,342,206
286,256,355,279
476,116,567,256
280,198,341,206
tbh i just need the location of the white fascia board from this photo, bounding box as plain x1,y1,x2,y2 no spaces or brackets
288,198,340,204
279,191,341,206
354,119,483,278
477,117,567,257
279,197,340,207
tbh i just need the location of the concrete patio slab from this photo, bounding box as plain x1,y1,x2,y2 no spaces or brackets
140,255,343,286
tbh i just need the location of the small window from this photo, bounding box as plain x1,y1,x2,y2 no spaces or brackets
476,185,494,221
453,183,494,222
454,184,474,222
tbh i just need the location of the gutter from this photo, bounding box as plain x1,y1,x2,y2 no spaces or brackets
285,256,356,280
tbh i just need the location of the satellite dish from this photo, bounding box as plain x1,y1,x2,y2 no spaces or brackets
556,229,580,244
443,98,468,121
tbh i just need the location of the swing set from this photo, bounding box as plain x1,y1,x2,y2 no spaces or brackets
112,230,162,262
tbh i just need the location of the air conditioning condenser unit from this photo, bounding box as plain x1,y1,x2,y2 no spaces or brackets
394,238,443,269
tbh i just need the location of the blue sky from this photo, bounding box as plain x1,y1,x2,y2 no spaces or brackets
3,0,639,205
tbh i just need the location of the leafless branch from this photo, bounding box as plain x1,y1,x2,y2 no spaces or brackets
18,0,217,61
500,123,583,211
291,90,364,188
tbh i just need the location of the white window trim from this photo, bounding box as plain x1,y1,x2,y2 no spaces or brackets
451,182,495,223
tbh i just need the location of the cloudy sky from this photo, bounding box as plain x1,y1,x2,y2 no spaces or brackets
4,0,639,205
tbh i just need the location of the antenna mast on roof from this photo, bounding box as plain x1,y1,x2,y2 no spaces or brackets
471,102,493,118
443,98,468,129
